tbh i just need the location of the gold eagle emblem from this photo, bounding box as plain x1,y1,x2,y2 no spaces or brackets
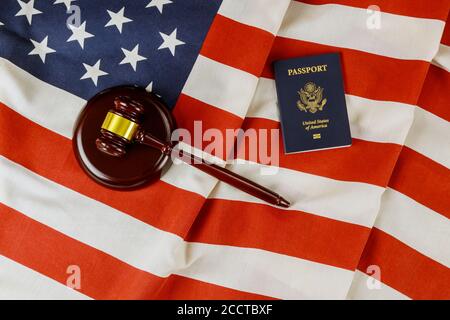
297,82,327,114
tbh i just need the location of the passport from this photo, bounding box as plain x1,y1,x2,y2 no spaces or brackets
274,53,352,154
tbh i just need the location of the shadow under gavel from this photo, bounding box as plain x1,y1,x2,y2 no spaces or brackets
96,96,290,208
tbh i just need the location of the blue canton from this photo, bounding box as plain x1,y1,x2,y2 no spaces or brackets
0,0,222,107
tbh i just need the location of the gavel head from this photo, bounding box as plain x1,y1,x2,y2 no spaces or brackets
96,96,145,157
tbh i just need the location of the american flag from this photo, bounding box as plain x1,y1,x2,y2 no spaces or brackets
0,0,449,299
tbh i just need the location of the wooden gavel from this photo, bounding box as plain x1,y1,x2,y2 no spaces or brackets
96,96,290,208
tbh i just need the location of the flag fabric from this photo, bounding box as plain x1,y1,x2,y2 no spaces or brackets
0,0,448,300
347,13,450,299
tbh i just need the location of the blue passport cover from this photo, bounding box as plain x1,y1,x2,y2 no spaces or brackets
274,53,352,154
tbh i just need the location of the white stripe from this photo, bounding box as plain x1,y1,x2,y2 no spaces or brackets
176,243,354,300
278,2,444,61
247,77,414,145
432,44,450,72
347,271,410,300
375,188,450,267
405,106,450,168
181,55,257,118
0,58,84,138
218,0,290,35
0,255,90,300
246,77,279,121
0,156,353,299
210,159,384,227
346,95,414,145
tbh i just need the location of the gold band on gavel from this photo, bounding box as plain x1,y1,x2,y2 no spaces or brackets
101,112,139,141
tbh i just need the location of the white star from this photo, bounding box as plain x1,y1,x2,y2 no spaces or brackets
145,82,162,97
28,36,56,63
0,22,4,26
145,82,153,92
54,0,75,10
81,59,108,86
120,44,147,71
67,21,94,49
15,0,42,25
158,28,185,56
105,7,132,33
146,0,172,14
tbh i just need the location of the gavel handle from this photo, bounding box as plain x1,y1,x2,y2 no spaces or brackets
137,131,290,208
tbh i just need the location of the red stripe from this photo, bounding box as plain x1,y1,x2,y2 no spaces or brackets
388,146,450,219
297,0,449,21
200,14,275,76
357,228,450,299
417,64,450,121
239,117,402,187
262,37,429,105
0,103,205,238
174,94,244,159
0,203,271,300
186,199,370,271
442,18,450,46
